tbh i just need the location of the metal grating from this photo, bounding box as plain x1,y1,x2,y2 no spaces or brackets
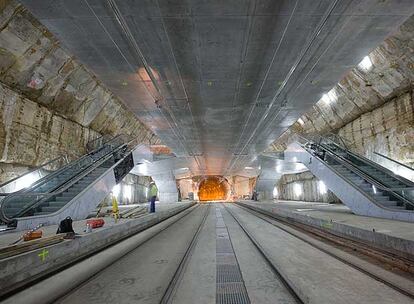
217,264,244,283
215,207,250,304
216,283,250,304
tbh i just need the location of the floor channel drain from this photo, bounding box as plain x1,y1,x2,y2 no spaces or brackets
215,207,250,304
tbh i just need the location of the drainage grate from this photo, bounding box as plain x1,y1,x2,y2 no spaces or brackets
216,253,237,265
217,264,244,283
216,283,250,304
215,207,250,304
216,239,234,254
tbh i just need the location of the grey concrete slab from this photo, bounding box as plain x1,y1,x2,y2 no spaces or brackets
0,203,194,298
0,202,183,247
226,203,414,304
170,204,216,304
220,204,297,304
242,200,414,258
57,205,207,304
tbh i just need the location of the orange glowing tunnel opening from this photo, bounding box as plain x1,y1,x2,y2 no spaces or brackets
198,176,230,201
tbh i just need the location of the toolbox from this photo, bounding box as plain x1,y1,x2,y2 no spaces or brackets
86,218,105,229
23,230,43,241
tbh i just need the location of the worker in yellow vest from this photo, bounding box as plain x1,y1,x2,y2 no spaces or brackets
112,193,120,223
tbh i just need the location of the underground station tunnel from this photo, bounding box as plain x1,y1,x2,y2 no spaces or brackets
1,1,414,303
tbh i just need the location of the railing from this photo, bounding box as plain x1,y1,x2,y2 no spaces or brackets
374,152,414,172
0,134,132,224
0,142,129,224
0,155,69,194
0,136,143,224
296,134,414,210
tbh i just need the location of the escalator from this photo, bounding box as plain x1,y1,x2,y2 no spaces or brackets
0,135,147,230
285,134,414,222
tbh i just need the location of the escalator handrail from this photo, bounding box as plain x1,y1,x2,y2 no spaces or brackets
0,134,126,197
0,155,69,191
295,135,414,206
374,152,414,172
325,140,414,188
305,142,414,209
297,133,414,188
1,142,130,223
4,137,141,222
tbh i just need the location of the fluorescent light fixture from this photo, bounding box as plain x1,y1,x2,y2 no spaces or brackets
297,118,305,125
293,183,302,197
358,56,372,71
321,89,337,105
244,166,254,170
273,186,278,198
319,180,327,195
372,185,377,194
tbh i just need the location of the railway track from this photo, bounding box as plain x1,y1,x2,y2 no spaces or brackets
160,203,211,303
223,204,306,304
229,203,414,301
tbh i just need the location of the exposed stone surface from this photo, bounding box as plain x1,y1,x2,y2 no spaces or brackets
276,171,340,203
0,1,161,182
339,91,414,168
267,15,414,169
0,82,99,182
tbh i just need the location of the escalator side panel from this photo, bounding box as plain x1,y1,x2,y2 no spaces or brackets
285,142,414,222
13,144,145,231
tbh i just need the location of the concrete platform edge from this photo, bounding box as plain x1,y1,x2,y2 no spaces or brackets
0,202,195,297
238,202,414,261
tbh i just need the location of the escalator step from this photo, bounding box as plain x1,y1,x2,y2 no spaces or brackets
41,207,63,213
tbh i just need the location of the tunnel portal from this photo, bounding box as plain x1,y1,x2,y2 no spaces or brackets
198,176,230,201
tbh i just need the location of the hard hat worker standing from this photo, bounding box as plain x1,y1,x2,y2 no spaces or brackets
150,195,156,213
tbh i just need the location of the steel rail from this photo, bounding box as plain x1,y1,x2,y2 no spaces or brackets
235,202,414,300
3,204,200,302
223,204,306,304
160,203,211,304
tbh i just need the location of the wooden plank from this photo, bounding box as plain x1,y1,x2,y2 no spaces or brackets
0,235,65,260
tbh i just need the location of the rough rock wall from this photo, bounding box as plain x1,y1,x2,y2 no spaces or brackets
267,14,414,168
0,1,160,182
339,91,414,167
276,171,340,203
0,82,100,182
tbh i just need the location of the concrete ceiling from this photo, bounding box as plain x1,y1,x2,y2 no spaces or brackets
20,0,414,176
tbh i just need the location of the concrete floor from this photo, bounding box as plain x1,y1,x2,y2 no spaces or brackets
57,205,207,304
249,200,414,241
0,202,181,247
28,202,413,304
